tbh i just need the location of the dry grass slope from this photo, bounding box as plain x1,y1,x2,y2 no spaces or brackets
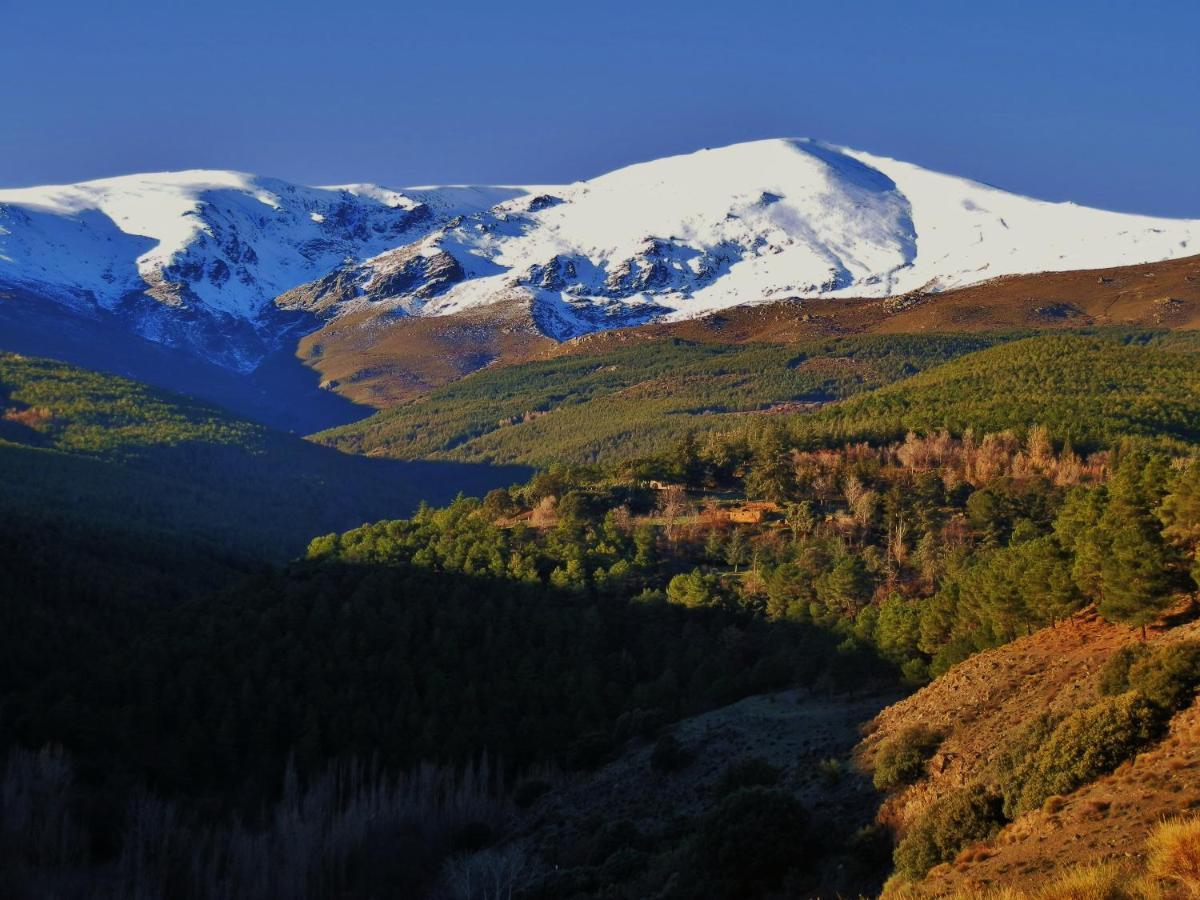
861,607,1200,897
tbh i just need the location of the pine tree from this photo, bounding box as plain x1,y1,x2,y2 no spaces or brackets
1094,454,1178,633
815,555,872,614
1158,461,1200,588
725,529,749,572
744,430,796,502
1097,513,1175,633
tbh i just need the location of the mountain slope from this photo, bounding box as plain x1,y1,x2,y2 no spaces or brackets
294,139,1200,343
301,252,1200,409
314,330,1200,466
313,333,1009,465
799,332,1200,449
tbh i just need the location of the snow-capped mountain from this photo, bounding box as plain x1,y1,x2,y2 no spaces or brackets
2,139,1198,369
0,171,526,369
295,139,1200,339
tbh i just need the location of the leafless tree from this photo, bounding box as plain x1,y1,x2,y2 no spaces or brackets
443,844,528,900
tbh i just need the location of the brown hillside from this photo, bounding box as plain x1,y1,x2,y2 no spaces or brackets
296,298,553,406
858,607,1200,896
550,254,1200,356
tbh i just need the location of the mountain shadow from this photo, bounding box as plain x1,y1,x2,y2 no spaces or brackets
0,288,372,433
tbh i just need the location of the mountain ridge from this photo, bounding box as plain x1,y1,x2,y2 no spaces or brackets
295,138,1199,344
3,139,1198,423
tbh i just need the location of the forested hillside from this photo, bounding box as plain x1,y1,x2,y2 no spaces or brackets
0,353,526,559
317,330,1200,467
315,333,1012,464
792,332,1200,450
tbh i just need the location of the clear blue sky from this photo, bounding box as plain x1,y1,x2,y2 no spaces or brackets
3,0,1198,216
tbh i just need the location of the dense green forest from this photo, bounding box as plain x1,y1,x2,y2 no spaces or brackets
316,332,1013,465
4,333,1200,898
790,332,1200,451
316,330,1200,466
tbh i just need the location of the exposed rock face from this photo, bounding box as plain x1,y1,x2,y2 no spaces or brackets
525,194,563,212
275,268,364,317
522,255,578,291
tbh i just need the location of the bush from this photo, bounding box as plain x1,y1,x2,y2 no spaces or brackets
1146,815,1200,895
993,714,1061,819
1014,692,1163,815
714,757,782,799
1098,644,1148,697
819,757,845,786
650,733,692,774
893,784,1005,879
1129,642,1200,711
691,787,809,898
872,725,942,791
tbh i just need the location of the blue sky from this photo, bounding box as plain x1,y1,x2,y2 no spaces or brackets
3,0,1198,216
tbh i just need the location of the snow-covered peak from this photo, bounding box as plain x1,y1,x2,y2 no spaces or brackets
0,170,528,321
312,138,1196,338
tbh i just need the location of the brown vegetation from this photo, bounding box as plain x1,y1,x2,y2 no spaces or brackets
296,298,553,406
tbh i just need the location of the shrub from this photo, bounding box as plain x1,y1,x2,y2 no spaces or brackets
843,824,894,884
819,757,845,786
650,733,691,774
1129,642,1200,711
1015,692,1163,815
893,784,1005,879
873,725,942,791
1042,795,1066,815
1100,641,1200,711
993,714,1061,819
690,787,810,898
714,757,782,800
1098,644,1149,697
1146,815,1200,895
